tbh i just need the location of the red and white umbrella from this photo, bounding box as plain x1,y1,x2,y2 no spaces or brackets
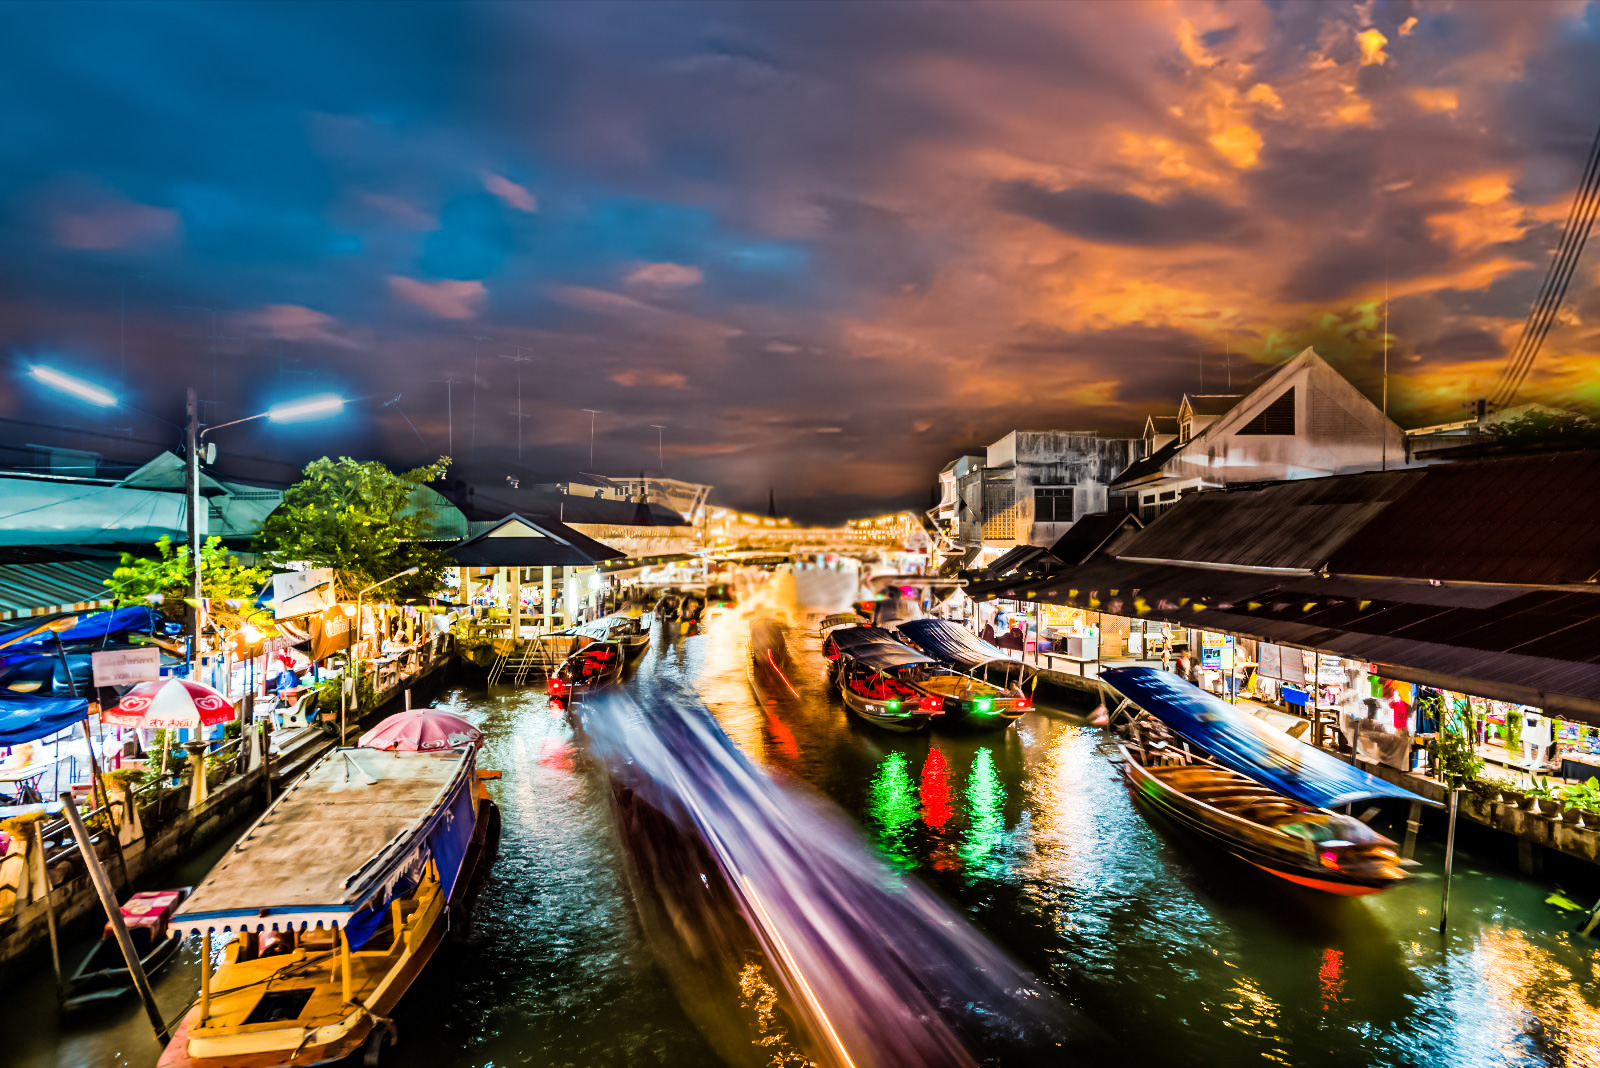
359,709,483,752
102,678,236,730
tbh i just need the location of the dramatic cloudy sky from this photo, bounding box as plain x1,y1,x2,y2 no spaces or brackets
2,1,1598,519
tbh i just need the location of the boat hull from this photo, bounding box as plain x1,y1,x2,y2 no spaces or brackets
1119,748,1403,896
838,682,932,732
158,796,499,1068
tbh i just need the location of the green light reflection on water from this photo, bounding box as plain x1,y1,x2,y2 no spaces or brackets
959,747,1006,875
869,751,919,868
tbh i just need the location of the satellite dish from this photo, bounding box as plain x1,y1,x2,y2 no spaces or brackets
204,442,218,464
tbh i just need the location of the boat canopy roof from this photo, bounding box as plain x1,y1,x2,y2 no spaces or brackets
1102,666,1436,810
829,626,935,670
171,746,475,936
897,618,1015,672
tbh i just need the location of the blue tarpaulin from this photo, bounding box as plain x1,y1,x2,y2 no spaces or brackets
1102,666,1435,810
0,692,89,745
0,606,156,654
897,619,1013,672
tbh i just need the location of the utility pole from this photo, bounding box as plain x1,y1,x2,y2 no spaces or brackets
429,377,457,455
499,350,535,463
583,409,601,468
650,424,665,472
462,334,492,458
185,386,202,672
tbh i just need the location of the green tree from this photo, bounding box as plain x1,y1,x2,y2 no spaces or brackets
254,456,452,602
1482,409,1600,451
105,535,273,632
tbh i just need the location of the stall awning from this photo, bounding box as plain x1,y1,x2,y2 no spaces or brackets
0,692,89,745
973,559,1600,724
828,626,936,669
0,606,158,653
0,560,119,620
1103,667,1435,809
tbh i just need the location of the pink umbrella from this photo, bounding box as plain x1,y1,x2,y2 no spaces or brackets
359,709,483,752
103,678,236,730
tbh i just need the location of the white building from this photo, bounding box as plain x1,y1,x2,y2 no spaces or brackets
1112,347,1411,521
949,431,1141,553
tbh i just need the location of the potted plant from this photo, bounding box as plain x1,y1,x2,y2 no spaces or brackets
1557,777,1600,828
1525,777,1559,816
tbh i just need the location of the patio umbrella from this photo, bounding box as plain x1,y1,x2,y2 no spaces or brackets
102,678,236,730
359,709,483,752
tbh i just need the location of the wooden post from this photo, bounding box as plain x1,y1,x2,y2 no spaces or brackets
1439,788,1460,934
341,926,353,1004
199,929,211,1023
1401,799,1423,860
543,566,553,634
33,822,62,985
59,793,170,1043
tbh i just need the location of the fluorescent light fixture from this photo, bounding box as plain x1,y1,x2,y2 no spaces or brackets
28,364,118,407
267,392,346,423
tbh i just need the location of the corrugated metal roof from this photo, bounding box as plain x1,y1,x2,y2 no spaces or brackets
974,559,1600,721
1329,451,1600,585
1108,438,1183,488
1046,512,1142,565
1116,470,1423,571
0,559,118,619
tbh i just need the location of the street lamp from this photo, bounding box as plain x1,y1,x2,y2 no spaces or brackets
25,364,345,670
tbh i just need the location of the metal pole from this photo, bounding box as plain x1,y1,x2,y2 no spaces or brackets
33,822,62,985
59,793,171,1044
186,386,202,674
1439,788,1460,934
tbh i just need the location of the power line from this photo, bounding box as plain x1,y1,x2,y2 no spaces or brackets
1491,116,1600,407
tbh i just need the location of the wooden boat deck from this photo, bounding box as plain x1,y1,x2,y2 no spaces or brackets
1144,764,1307,828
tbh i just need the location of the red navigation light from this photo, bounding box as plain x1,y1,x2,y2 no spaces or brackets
919,695,943,713
546,678,565,696
1319,850,1340,870
1014,697,1032,712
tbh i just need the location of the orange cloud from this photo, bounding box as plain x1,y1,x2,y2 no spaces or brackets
237,304,364,348
387,276,487,319
484,172,537,212
610,367,688,389
1357,28,1389,66
625,262,703,287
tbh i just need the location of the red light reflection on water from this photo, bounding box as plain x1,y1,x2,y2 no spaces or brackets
921,747,952,830
1319,947,1344,1010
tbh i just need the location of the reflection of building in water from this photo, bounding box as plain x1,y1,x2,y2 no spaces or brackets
1473,926,1600,1067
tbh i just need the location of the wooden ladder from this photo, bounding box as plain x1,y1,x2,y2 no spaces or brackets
510,641,554,686
487,653,511,686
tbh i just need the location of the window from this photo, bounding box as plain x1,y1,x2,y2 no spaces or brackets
1033,486,1074,523
1237,387,1296,435
1158,489,1177,502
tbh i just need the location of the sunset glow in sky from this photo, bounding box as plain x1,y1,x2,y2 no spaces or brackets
3,1,1598,517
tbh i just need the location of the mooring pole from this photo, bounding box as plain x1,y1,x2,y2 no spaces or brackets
59,793,170,1044
33,821,63,985
1439,788,1460,934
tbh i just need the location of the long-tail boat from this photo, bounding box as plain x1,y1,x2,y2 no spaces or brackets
157,743,500,1067
896,618,1037,725
1102,666,1433,896
827,626,1028,729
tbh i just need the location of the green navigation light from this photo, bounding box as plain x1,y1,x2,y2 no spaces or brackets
887,699,901,711
974,697,993,714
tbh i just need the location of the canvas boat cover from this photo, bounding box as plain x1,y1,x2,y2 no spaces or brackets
897,619,1014,673
829,626,935,670
171,746,477,940
1102,667,1435,810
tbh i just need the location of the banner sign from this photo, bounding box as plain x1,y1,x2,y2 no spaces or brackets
91,647,161,688
274,568,337,619
1257,643,1282,680
1199,631,1233,669
309,607,354,661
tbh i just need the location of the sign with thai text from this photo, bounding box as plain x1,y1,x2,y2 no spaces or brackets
91,647,161,688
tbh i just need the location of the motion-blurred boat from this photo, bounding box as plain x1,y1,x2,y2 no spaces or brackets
1104,666,1431,896
577,689,1103,1067
157,744,500,1067
62,888,190,1012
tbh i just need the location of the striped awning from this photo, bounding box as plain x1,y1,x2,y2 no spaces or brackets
0,560,118,620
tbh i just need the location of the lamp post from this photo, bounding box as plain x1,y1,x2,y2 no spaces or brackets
25,366,345,671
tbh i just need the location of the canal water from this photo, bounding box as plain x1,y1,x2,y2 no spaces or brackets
20,575,1600,1067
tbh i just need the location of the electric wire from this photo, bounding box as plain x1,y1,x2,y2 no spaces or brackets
1491,117,1600,407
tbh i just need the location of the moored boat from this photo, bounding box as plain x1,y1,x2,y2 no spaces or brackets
1103,666,1432,896
826,628,940,732
563,614,649,664
895,618,1037,723
826,626,1027,729
62,887,191,1011
157,744,499,1067
547,640,626,710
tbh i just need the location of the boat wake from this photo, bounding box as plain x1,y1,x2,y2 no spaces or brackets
578,688,1105,1068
